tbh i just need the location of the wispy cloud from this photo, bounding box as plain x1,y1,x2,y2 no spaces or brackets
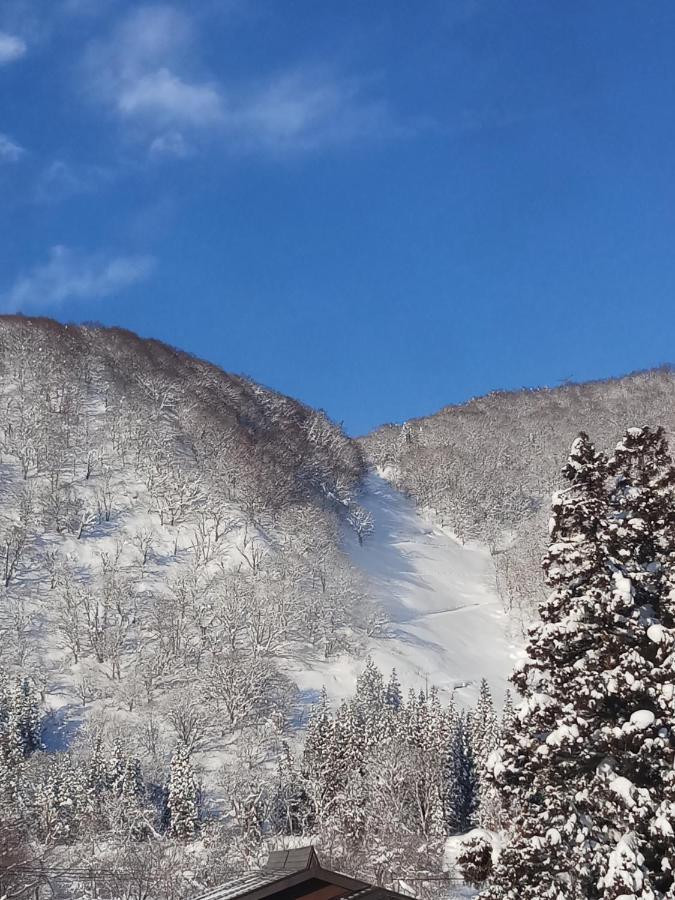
83,6,221,129
118,67,223,126
83,4,412,158
225,70,410,154
148,130,192,160
1,245,155,312
0,30,26,64
0,132,24,162
61,0,117,17
33,160,112,203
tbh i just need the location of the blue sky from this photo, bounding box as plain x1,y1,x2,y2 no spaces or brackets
1,1,675,434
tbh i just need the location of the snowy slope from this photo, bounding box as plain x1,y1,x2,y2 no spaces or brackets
291,471,522,708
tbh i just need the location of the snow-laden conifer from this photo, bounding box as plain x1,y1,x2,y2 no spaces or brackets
167,741,199,840
446,710,478,832
481,428,675,899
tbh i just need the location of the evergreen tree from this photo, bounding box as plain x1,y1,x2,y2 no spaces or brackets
400,687,447,840
501,690,515,735
39,755,87,843
384,668,402,711
446,711,477,833
271,741,309,835
354,657,384,711
84,735,109,824
0,727,24,808
469,680,501,828
107,737,126,792
353,657,388,745
302,687,342,825
167,741,199,840
470,679,499,769
10,678,41,754
458,835,494,888
117,755,148,840
481,428,675,899
87,736,108,799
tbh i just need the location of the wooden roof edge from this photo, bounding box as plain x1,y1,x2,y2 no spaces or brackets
219,865,368,900
313,867,369,893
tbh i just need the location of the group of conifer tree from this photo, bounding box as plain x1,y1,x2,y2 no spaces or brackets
297,663,509,885
480,426,675,899
0,677,199,846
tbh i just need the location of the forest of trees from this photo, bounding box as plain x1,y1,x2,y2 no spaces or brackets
0,659,508,899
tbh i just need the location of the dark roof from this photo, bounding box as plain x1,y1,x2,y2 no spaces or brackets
193,871,283,900
191,847,415,900
262,848,321,872
343,889,404,900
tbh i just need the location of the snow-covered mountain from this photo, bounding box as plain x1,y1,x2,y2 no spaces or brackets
0,316,513,784
4,315,675,897
4,315,673,763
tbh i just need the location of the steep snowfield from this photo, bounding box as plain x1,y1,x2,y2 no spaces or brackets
291,471,522,708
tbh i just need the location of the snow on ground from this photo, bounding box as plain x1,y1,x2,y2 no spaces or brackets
291,471,522,709
30,458,519,772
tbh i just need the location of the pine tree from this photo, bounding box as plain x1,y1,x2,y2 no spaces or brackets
481,428,675,899
84,735,109,825
119,755,148,840
398,687,447,840
87,736,108,799
10,678,40,754
470,679,499,769
446,711,477,833
167,741,199,840
0,728,23,808
587,426,675,895
501,690,515,735
469,680,500,829
302,688,342,826
354,657,384,711
481,432,610,899
353,657,388,745
107,737,126,792
384,668,402,711
271,742,309,835
40,754,87,843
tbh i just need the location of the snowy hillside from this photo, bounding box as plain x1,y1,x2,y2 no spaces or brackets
0,316,516,783
0,316,525,897
291,472,519,708
6,316,672,898
0,318,372,757
363,367,675,626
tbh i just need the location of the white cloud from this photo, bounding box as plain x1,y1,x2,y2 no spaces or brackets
0,31,26,64
118,68,222,125
0,132,24,162
226,70,408,153
84,5,410,157
33,160,112,203
1,246,155,312
84,5,221,129
148,130,192,160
